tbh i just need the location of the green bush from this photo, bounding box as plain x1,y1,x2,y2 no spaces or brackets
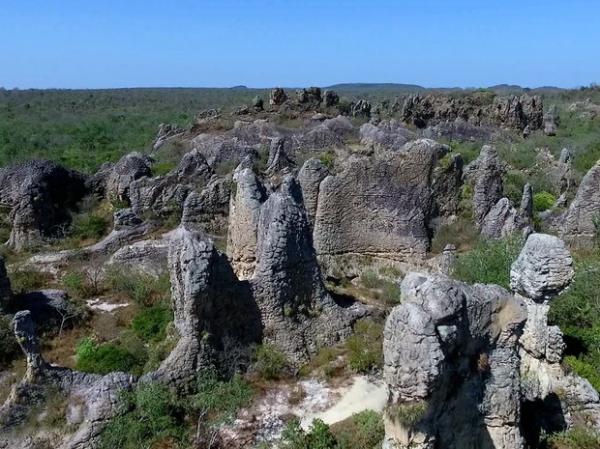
253,344,289,380
360,270,380,289
9,268,50,295
346,319,383,373
131,303,171,342
281,418,338,449
98,382,186,449
0,315,19,369
70,213,109,241
387,401,428,427
319,151,336,170
452,237,523,289
332,410,384,449
549,252,600,391
151,161,176,176
546,426,600,449
193,369,254,426
75,336,147,375
62,270,102,298
104,268,170,306
533,191,557,212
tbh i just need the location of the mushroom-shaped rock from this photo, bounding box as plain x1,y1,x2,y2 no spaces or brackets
510,233,574,302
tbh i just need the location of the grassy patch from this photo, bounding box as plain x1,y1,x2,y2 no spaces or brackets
331,410,385,449
75,334,147,375
346,319,383,374
452,237,523,289
387,401,428,427
0,315,19,370
131,303,171,342
104,267,170,306
9,268,51,295
253,344,290,381
533,191,557,212
546,426,600,449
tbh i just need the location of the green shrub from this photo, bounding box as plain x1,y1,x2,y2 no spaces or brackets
75,336,147,375
253,344,289,380
151,161,176,176
71,213,109,240
193,369,254,426
533,191,557,212
546,426,600,449
104,268,170,306
0,315,19,369
62,270,102,298
281,418,338,449
319,151,336,170
387,401,428,427
9,268,50,295
452,237,523,289
131,303,171,342
564,356,600,392
346,319,383,373
549,252,600,391
98,382,186,449
332,410,385,449
360,270,380,289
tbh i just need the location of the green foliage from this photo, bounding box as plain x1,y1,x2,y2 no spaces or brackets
151,161,176,176
70,213,109,241
359,270,401,305
9,268,50,295
62,270,100,298
131,303,171,342
75,335,147,375
533,191,557,212
503,170,527,205
281,418,338,449
253,344,289,380
104,268,170,306
549,251,600,391
387,401,428,427
0,315,19,369
98,382,186,449
193,369,254,426
431,217,479,253
452,237,523,289
346,319,383,373
319,151,336,170
360,270,380,289
332,410,385,449
546,426,600,449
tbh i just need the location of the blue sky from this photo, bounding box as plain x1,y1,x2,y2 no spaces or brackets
0,0,598,89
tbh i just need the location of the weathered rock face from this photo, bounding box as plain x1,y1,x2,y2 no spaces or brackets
250,177,366,363
383,233,599,449
0,160,87,250
152,123,185,152
464,145,506,228
359,120,416,151
510,233,574,301
544,105,560,136
0,311,135,449
480,185,533,239
401,93,543,131
383,273,527,449
269,88,287,106
129,149,214,218
352,99,371,117
313,139,448,278
107,239,169,277
265,137,294,176
296,87,322,106
533,147,574,196
104,152,153,203
560,160,600,245
322,90,339,107
300,115,357,150
146,227,261,389
181,176,231,238
227,167,267,279
431,153,464,222
298,158,329,227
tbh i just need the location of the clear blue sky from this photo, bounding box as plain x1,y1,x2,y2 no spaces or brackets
0,0,598,89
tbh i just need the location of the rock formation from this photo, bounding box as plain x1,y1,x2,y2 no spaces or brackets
322,90,339,107
313,139,449,278
464,145,506,228
250,177,366,363
359,120,416,151
382,233,600,449
543,105,560,136
298,158,329,227
401,93,543,131
0,160,87,250
480,184,533,239
227,167,266,279
269,88,287,106
104,152,153,204
560,160,600,245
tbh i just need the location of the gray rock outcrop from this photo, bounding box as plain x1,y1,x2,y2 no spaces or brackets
0,160,87,250
313,139,449,278
480,185,533,239
560,160,600,245
298,158,329,227
464,145,505,228
269,88,287,106
104,152,152,203
543,105,560,136
383,233,599,449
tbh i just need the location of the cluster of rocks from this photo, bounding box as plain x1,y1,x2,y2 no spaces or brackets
382,233,599,449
